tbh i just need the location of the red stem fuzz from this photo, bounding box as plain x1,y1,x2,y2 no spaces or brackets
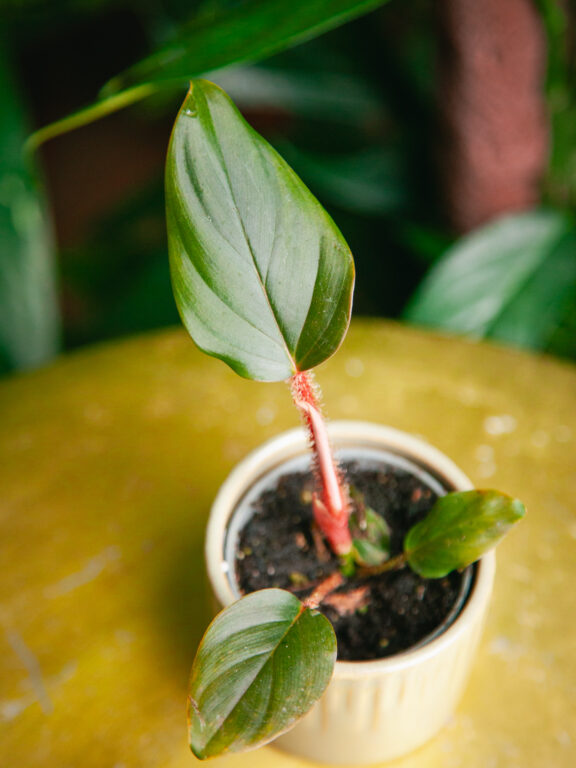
290,371,352,556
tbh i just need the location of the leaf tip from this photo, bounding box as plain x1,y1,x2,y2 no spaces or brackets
510,497,527,520
187,695,209,760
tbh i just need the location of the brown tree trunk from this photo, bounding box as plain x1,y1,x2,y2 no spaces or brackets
437,0,549,233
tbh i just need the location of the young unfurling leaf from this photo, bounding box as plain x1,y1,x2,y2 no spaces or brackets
351,506,391,567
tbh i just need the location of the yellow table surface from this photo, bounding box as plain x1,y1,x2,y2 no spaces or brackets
1,320,575,767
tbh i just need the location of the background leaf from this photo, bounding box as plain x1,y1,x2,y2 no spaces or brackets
28,0,391,147
166,79,355,382
277,142,408,217
213,61,385,125
537,0,576,209
0,42,60,373
14,1,576,372
104,0,391,93
404,210,576,355
405,490,526,579
188,589,336,759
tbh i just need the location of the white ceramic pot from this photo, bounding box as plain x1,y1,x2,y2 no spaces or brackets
206,421,496,765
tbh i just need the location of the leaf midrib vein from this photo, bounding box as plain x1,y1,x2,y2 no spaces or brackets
204,94,300,374
202,604,306,753
174,209,287,351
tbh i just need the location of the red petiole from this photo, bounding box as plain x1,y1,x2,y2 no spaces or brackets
290,371,352,556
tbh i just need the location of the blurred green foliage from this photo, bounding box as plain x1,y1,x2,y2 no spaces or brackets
405,210,576,359
537,0,576,210
1,0,575,376
0,39,59,373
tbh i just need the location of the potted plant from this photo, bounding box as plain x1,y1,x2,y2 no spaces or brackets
166,80,525,764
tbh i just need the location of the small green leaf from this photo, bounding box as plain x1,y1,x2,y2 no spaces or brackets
353,538,387,567
188,588,336,759
352,507,391,566
404,490,526,578
166,80,354,381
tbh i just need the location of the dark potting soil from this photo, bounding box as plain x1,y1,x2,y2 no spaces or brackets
235,461,466,661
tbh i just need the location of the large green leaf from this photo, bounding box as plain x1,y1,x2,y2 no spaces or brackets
0,41,59,373
28,0,390,147
166,80,355,381
405,490,526,579
188,589,336,759
404,210,576,354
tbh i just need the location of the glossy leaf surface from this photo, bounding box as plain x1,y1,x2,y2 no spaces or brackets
405,490,526,578
404,211,576,355
166,80,355,381
188,589,336,759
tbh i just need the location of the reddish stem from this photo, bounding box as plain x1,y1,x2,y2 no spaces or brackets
290,371,352,556
303,572,344,610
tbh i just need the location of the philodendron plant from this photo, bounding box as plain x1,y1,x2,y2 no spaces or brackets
166,80,525,760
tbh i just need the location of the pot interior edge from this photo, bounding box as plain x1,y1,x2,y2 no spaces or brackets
222,441,456,594
221,427,467,575
217,431,481,666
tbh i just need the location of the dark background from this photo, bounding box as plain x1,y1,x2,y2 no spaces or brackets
1,0,575,375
